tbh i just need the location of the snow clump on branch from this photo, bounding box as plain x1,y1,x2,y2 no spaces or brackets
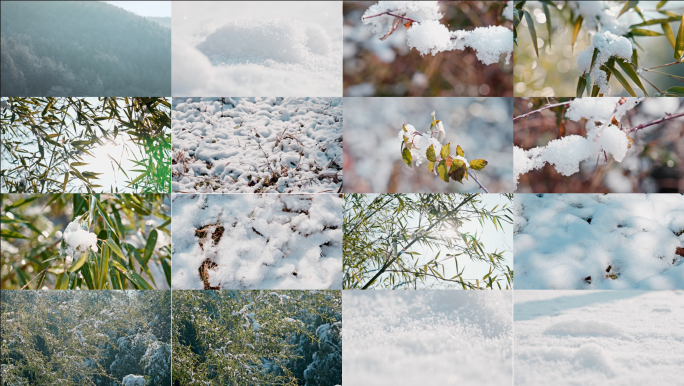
362,1,513,64
61,217,98,264
577,31,633,95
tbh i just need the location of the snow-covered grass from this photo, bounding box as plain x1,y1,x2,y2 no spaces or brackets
514,194,684,289
171,193,342,289
172,97,342,193
343,291,512,385
172,2,342,96
515,290,684,385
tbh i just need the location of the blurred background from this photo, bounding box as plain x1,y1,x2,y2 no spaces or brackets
344,97,513,193
344,1,513,97
514,1,684,97
514,97,684,192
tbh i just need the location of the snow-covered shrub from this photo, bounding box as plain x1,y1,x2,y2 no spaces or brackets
363,1,513,64
141,341,171,386
122,374,146,386
400,111,490,191
576,31,633,95
110,332,156,381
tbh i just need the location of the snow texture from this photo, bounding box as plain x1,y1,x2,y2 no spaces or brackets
514,194,684,289
568,1,630,35
172,2,342,96
577,32,632,95
62,218,97,259
515,290,684,385
171,193,342,289
122,374,145,386
362,1,512,64
515,98,640,188
343,291,512,385
502,1,513,21
172,97,342,193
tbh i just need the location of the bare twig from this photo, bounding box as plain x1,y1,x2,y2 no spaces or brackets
513,101,573,121
640,61,683,71
626,112,684,133
362,11,419,23
638,74,663,93
466,170,489,193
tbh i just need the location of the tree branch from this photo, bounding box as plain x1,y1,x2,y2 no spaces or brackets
362,11,419,23
627,112,684,133
467,170,488,193
513,101,572,121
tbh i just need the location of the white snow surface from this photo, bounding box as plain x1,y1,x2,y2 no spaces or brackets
515,290,684,385
514,194,684,289
576,32,632,95
62,219,97,258
343,291,512,386
171,193,342,289
362,1,512,63
515,98,640,188
122,374,145,386
172,2,342,96
172,97,342,193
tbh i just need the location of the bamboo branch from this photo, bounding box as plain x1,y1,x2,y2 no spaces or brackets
627,112,684,133
513,101,573,121
640,61,683,71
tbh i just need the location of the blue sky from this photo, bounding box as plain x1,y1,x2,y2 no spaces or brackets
104,1,171,17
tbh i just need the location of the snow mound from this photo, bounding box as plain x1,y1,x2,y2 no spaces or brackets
197,19,332,65
171,193,342,289
122,375,145,386
450,26,513,65
62,218,97,261
544,320,623,337
514,194,684,289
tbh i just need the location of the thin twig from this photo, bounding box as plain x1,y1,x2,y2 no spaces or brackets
467,170,489,193
642,69,684,81
638,74,663,93
627,112,684,133
641,61,683,71
362,11,419,23
513,101,572,121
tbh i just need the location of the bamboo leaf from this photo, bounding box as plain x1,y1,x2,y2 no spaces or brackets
523,10,539,57
630,29,663,36
619,1,638,17
68,252,88,273
657,1,668,9
576,75,586,97
572,16,583,53
663,86,684,96
105,239,125,259
615,58,648,96
542,3,552,45
143,230,158,265
584,73,592,96
663,22,676,49
605,64,637,96
676,12,684,61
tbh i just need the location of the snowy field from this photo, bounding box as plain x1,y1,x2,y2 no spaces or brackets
171,193,342,289
343,291,512,386
172,97,342,193
172,2,342,96
515,290,684,386
514,194,684,289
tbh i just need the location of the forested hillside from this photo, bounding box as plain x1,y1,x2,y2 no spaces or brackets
147,17,171,29
0,1,171,96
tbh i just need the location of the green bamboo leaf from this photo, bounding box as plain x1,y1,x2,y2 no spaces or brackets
630,17,680,27
440,143,450,160
584,73,592,96
55,272,69,290
632,49,639,67
6,196,40,209
402,147,413,167
125,270,153,290
426,145,437,162
143,230,158,265
96,200,117,235
1,229,28,239
576,75,586,97
630,29,663,36
663,86,684,96
657,1,668,9
523,10,539,57
616,58,648,96
542,3,552,45
676,13,684,61
572,16,583,53
589,47,599,71
105,239,125,259
663,22,676,49
619,1,639,17
68,252,88,273
605,64,637,96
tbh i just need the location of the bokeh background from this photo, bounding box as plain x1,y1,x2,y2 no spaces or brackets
344,1,513,97
514,1,684,97
344,97,514,193
514,97,684,192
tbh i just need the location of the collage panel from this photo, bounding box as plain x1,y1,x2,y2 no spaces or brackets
344,1,514,97
171,97,342,194
343,290,512,385
513,1,683,97
171,1,343,96
344,193,513,290
172,290,341,385
1,97,172,194
0,193,171,290
514,97,684,193
515,290,684,385
171,193,342,290
0,1,171,97
1,289,171,385
513,193,684,290
344,97,513,193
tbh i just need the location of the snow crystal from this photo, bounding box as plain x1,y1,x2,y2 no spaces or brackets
514,194,684,289
406,20,452,56
62,219,97,258
450,26,513,65
576,32,632,95
122,374,145,386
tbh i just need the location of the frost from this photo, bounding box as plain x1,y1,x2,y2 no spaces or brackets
515,98,641,188
576,32,632,95
363,1,512,64
61,218,97,258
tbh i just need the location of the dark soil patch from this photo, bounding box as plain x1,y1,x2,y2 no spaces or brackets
199,259,219,290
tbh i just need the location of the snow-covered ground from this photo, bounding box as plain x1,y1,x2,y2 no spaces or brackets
172,97,342,193
343,291,512,385
171,193,342,289
515,290,684,385
514,194,684,289
172,2,342,96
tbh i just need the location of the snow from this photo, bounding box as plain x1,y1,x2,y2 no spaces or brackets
515,98,641,188
514,194,684,289
515,290,684,385
61,218,97,259
362,1,512,64
576,32,633,95
343,291,512,385
171,193,342,289
502,1,513,21
122,374,145,386
172,2,342,96
567,1,630,35
172,97,342,193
